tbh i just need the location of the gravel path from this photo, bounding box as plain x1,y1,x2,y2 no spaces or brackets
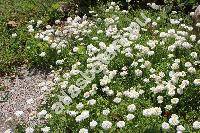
0,66,53,132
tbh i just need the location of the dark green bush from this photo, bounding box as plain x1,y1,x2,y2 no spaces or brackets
77,0,199,16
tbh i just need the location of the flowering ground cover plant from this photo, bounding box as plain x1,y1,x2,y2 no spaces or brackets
2,1,200,133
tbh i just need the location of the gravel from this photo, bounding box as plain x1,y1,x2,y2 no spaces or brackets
0,66,53,132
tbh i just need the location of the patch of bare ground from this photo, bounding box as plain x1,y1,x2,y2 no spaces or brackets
0,65,53,132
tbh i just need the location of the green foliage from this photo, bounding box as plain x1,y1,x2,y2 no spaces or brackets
0,0,69,74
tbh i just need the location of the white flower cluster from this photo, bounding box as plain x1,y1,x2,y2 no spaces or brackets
143,107,162,116
75,110,90,122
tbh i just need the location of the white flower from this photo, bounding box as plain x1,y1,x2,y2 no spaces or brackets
113,97,121,103
87,99,96,106
126,0,131,2
170,19,180,25
190,12,194,16
172,11,177,14
27,25,33,29
193,79,200,86
101,121,112,130
156,17,160,20
194,61,200,66
154,30,159,34
157,96,163,103
126,114,135,121
117,121,125,128
38,110,47,118
62,96,72,105
138,58,144,63
171,63,179,70
28,28,34,33
55,20,60,24
14,111,24,117
92,36,98,41
90,120,98,129
56,59,64,65
139,89,145,94
168,45,176,52
171,98,179,104
75,110,90,122
169,114,179,126
135,69,142,76
144,61,151,68
152,22,157,27
57,49,61,54
110,2,116,6
145,18,152,24
124,90,139,99
147,51,154,56
184,62,192,68
41,126,50,133
45,114,52,119
105,9,109,13
168,29,176,35
143,107,162,116
176,125,185,132
46,25,51,29
39,52,46,57
181,42,192,49
196,23,200,27
97,30,103,34
100,75,110,86
76,103,84,110
150,68,156,73
120,71,128,76
127,104,136,112
190,52,197,58
150,84,164,94
148,3,160,10
99,42,106,49
177,88,183,95
182,80,189,86
102,109,110,116
73,47,79,52
188,67,196,74
190,35,196,42
122,10,128,14
37,20,42,26
193,121,200,129
107,90,114,96
25,127,34,133
67,111,78,117
160,32,168,38
165,105,172,110
174,59,180,63
108,6,114,10
131,61,138,67
162,122,170,130
79,128,88,133
12,33,17,38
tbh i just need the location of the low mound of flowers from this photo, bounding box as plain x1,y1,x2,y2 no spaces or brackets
12,2,200,133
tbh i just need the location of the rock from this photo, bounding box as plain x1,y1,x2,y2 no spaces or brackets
193,5,200,23
193,5,200,39
7,21,17,28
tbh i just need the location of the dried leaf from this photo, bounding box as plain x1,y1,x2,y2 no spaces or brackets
7,21,17,28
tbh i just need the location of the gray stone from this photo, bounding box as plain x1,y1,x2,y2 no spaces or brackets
193,5,200,23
